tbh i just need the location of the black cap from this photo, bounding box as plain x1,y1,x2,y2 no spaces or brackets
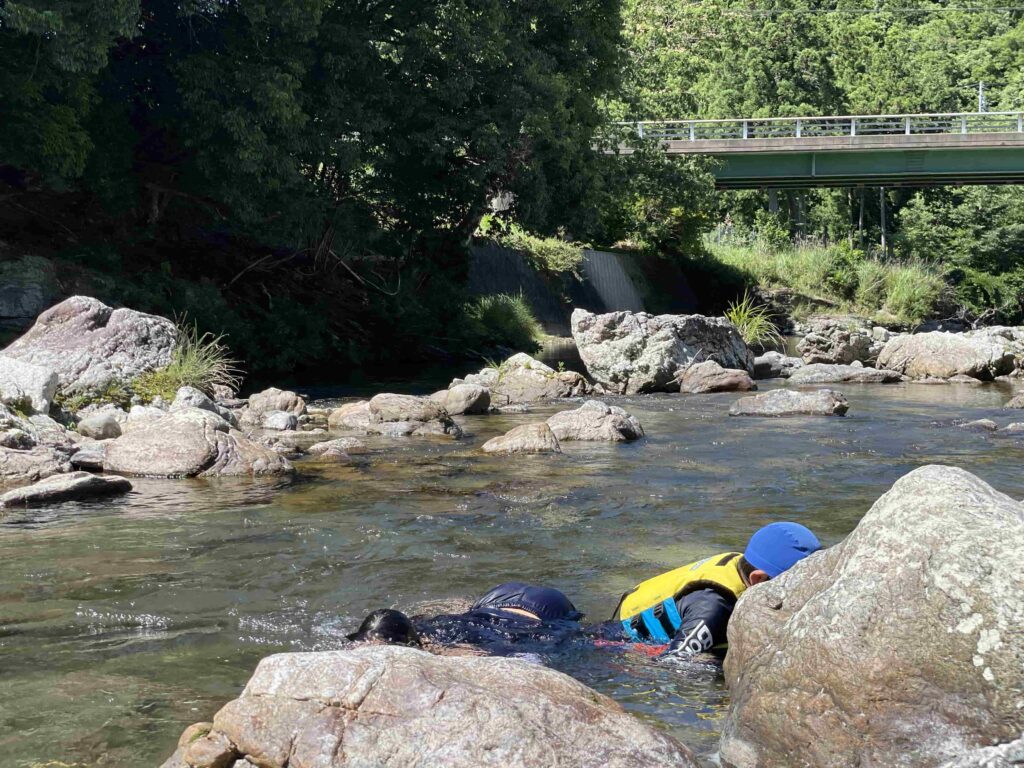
346,609,421,646
471,582,582,622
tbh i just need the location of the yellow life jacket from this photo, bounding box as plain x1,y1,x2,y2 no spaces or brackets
614,552,747,643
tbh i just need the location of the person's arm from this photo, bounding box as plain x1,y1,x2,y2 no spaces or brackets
661,588,734,657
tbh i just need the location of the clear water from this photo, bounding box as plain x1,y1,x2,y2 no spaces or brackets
2,379,1023,767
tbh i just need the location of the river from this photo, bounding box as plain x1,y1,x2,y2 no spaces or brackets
2,379,1023,766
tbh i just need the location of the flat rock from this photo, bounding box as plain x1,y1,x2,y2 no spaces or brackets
307,437,365,455
327,401,371,430
571,308,752,394
729,388,849,417
482,422,561,454
0,446,71,486
720,466,1024,768
160,646,698,768
752,351,804,379
547,400,644,442
369,393,446,423
103,408,293,478
460,353,590,404
0,470,131,507
787,363,903,385
247,387,306,417
877,330,1017,381
0,355,58,413
677,360,756,393
1,295,176,393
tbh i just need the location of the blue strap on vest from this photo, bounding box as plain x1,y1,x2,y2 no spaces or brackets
622,598,681,643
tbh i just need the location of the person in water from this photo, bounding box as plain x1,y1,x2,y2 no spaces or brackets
609,521,821,658
348,582,582,656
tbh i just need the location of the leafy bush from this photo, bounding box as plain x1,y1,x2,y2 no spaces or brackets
725,291,784,351
882,262,946,323
479,219,585,277
132,324,243,402
461,293,543,354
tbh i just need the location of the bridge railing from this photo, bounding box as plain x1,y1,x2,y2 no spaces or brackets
620,111,1024,142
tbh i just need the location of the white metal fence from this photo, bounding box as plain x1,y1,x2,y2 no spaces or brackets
619,112,1024,142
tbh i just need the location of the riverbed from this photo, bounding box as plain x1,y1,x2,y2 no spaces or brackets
2,380,1023,766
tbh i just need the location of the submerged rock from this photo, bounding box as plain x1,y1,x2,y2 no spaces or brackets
482,422,561,454
720,465,1024,768
728,388,849,417
458,353,590,404
877,331,1017,381
676,360,756,394
571,308,752,394
1,296,176,393
103,408,293,478
0,471,131,508
0,355,58,413
160,646,698,768
752,351,804,380
546,400,644,442
959,418,998,432
786,363,903,385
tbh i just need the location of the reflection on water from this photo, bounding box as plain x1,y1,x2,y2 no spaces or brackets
2,380,1024,766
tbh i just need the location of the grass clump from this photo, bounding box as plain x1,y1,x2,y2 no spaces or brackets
54,381,133,414
132,325,243,402
478,217,585,277
462,293,543,354
725,291,784,351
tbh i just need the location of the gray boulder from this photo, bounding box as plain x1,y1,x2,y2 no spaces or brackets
1006,393,1024,409
261,410,298,431
547,400,644,442
878,330,1017,381
571,308,753,394
939,735,1024,768
0,255,60,333
76,411,123,440
0,471,131,508
729,388,849,417
160,646,698,768
787,363,903,385
327,401,371,431
369,393,445,423
171,385,216,413
1,296,176,393
0,355,58,413
753,351,804,380
247,387,306,417
482,422,561,454
432,383,491,415
720,466,1024,768
797,317,883,365
677,360,756,394
103,409,293,478
460,353,590,404
0,446,71,486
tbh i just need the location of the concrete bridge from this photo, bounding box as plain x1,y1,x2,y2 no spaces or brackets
621,112,1024,189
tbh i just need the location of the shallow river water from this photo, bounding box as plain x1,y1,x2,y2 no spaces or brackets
3,379,1024,766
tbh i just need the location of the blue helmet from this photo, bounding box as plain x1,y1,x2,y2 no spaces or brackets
744,522,821,578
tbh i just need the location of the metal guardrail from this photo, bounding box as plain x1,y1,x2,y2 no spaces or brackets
620,111,1024,142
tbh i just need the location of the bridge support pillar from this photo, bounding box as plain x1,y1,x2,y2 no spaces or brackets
768,189,779,213
879,187,888,256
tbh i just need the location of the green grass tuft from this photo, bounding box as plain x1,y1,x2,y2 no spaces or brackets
725,290,784,351
132,324,243,402
462,293,543,354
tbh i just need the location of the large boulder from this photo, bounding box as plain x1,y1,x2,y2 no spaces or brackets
571,308,753,394
787,363,903,385
0,471,131,508
366,393,462,439
720,466,1024,768
160,646,698,768
103,408,293,478
878,330,1017,381
327,400,371,431
728,388,849,417
796,317,886,366
0,355,58,413
458,353,590,405
546,400,644,442
677,360,756,394
430,383,491,415
247,387,306,417
1,296,176,393
482,423,561,454
753,351,804,380
0,446,71,486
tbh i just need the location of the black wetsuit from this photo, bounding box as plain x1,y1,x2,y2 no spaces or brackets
662,588,735,655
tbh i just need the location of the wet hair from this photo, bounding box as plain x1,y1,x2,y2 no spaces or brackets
347,609,421,646
737,555,758,584
471,582,582,622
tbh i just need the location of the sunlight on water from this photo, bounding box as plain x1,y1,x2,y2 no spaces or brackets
1,380,1023,766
